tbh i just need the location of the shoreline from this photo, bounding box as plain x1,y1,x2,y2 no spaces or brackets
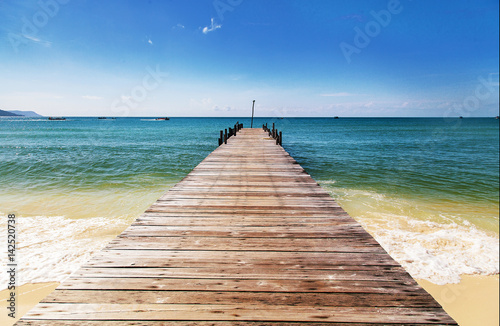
1,275,498,325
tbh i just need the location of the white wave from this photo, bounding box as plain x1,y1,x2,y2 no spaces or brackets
0,215,130,288
357,213,499,285
318,180,337,185
323,187,500,285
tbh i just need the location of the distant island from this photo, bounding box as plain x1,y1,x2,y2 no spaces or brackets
0,109,44,117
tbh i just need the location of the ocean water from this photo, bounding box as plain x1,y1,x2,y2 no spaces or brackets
0,117,498,286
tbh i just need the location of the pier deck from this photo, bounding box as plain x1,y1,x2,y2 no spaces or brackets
17,128,456,325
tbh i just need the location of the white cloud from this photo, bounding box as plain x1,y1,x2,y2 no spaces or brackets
82,95,103,100
189,98,213,107
173,23,185,30
214,106,232,112
147,39,153,45
202,18,222,34
22,34,52,47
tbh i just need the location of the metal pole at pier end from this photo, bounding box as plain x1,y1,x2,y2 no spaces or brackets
251,100,255,128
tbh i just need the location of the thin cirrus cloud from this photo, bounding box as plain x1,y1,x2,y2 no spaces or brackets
22,34,52,47
202,18,222,34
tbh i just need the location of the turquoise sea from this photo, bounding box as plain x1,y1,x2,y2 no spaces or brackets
0,117,498,286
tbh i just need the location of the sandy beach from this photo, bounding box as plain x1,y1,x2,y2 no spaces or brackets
1,275,497,325
0,282,59,326
417,275,499,326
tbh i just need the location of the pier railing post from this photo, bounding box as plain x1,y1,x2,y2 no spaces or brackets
219,122,244,145
279,131,282,146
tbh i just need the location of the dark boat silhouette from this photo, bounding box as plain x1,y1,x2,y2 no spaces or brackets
48,117,66,121
155,117,170,120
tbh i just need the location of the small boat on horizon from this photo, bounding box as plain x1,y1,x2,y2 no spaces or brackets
155,117,170,120
48,117,66,121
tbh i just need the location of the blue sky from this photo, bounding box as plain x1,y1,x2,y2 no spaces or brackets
0,0,498,117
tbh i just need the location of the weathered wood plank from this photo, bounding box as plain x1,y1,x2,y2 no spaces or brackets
43,289,441,307
59,277,424,294
68,267,416,282
16,322,454,326
106,236,382,252
22,303,456,324
132,216,355,226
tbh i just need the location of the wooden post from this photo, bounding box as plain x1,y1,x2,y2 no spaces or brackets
224,129,228,144
251,100,255,128
219,130,223,146
234,124,237,136
279,131,282,146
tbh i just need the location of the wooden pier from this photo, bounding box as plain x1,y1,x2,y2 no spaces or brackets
17,128,456,325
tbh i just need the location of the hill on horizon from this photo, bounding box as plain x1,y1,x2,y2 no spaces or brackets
8,110,44,117
0,109,21,116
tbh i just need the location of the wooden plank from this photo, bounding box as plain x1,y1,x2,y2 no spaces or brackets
22,303,456,324
59,277,424,294
16,322,454,326
68,267,416,282
120,227,372,238
43,289,441,307
106,236,383,252
132,216,355,226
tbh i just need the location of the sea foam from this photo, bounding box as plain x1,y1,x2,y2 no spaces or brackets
323,186,500,285
0,215,130,288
